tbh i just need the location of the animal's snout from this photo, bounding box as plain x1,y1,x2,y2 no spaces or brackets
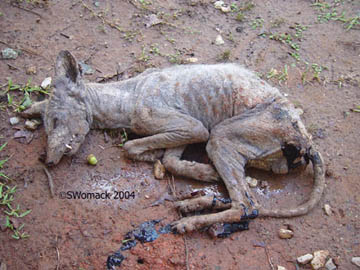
46,161,55,167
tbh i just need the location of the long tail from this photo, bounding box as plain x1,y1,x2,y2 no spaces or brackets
258,147,325,217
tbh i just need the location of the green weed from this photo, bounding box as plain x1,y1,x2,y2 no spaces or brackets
266,65,289,84
3,78,48,112
251,17,264,29
0,144,31,240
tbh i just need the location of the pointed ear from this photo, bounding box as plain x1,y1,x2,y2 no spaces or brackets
55,50,82,83
20,100,48,118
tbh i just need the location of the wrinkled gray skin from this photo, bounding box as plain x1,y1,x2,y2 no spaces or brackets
22,51,325,233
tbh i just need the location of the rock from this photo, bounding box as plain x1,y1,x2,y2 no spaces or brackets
215,35,225,45
145,14,162,28
277,266,286,270
154,160,165,180
278,228,294,239
14,130,34,144
221,6,231,13
311,250,330,270
325,168,333,177
246,176,258,188
41,77,52,89
25,120,40,131
2,48,18,59
9,117,20,125
325,258,337,270
297,254,314,264
324,204,332,216
352,257,360,268
26,66,37,75
214,1,225,9
186,57,198,63
79,61,95,75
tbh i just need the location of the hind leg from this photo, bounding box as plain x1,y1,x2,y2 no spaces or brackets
163,146,220,182
172,117,260,233
175,195,232,213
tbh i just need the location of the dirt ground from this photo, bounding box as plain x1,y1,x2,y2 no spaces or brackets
0,0,359,269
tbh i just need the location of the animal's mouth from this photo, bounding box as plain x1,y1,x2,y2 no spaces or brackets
64,143,72,155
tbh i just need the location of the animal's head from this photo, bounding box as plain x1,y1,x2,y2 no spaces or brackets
242,101,312,175
22,51,92,165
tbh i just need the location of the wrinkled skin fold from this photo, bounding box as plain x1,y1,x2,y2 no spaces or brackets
22,50,325,233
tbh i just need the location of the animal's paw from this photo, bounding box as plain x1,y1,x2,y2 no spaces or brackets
171,217,199,234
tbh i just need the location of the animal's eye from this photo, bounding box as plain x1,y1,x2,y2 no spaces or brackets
53,118,58,129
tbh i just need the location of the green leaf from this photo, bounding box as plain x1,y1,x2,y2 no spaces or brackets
12,234,20,240
19,209,31,218
0,142,7,151
5,216,11,227
18,223,25,231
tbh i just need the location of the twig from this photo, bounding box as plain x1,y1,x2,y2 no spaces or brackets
55,235,60,270
43,167,55,198
59,33,70,39
183,236,190,270
264,246,275,270
49,24,73,39
56,246,60,270
11,3,44,19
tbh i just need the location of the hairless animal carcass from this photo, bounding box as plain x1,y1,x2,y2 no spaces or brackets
22,51,325,233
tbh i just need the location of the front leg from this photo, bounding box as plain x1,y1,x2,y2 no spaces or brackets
124,108,209,160
162,146,220,182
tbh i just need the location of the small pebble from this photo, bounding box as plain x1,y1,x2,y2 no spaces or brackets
9,117,20,125
352,257,360,268
154,160,165,180
26,66,37,75
186,57,198,63
324,204,332,216
221,6,231,13
278,228,294,239
297,254,314,264
215,35,225,45
25,120,40,131
79,61,95,75
246,176,258,188
41,77,52,89
2,48,18,59
325,258,337,270
145,195,150,199
214,1,225,9
311,250,329,270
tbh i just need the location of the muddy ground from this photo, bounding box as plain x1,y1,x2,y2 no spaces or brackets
0,0,359,269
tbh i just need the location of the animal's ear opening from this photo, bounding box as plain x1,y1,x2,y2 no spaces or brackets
55,50,81,83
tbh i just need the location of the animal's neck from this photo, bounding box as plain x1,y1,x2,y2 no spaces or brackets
83,79,139,129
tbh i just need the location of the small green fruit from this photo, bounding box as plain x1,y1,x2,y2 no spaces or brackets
87,154,97,165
